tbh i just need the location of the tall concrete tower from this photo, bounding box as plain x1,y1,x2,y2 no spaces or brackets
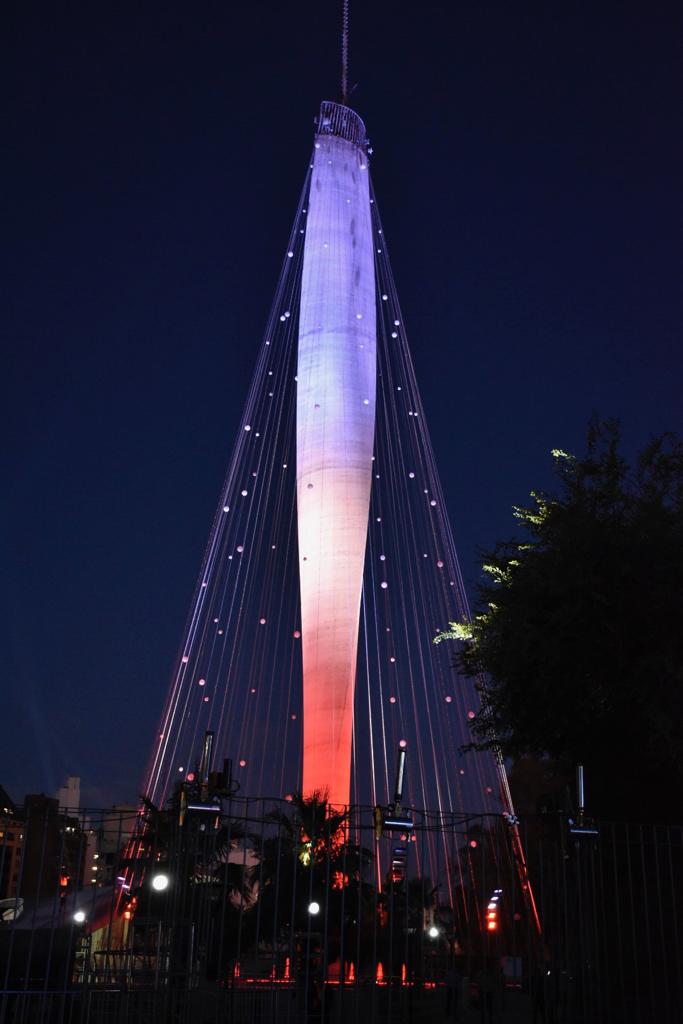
296,102,376,807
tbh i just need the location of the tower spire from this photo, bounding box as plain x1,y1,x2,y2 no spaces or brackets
341,0,349,103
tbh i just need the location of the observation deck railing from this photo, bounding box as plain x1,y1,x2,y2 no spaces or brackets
315,100,369,152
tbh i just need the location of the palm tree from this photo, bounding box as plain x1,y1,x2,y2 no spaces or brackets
252,793,376,976
264,791,349,869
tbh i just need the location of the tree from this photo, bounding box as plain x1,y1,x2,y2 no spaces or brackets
257,792,376,970
436,420,683,822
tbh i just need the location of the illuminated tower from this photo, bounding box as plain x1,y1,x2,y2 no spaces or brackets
142,90,516,868
296,103,375,807
140,73,536,930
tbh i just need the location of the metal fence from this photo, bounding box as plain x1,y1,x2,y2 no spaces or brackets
1,797,681,1023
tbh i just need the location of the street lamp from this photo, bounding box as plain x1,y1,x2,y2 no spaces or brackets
151,873,170,892
73,910,86,924
428,925,439,939
308,901,320,916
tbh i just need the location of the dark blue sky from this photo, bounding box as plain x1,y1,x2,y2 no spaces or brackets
4,1,682,806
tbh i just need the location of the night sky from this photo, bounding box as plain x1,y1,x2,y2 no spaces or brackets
4,2,682,807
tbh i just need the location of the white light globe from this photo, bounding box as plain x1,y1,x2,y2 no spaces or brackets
151,873,170,892
428,925,439,939
308,901,320,916
73,910,86,924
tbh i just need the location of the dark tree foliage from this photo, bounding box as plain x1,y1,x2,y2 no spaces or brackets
437,421,683,822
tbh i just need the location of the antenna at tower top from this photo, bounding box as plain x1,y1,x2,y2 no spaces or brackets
341,0,349,104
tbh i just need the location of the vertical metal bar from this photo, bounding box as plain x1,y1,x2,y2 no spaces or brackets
302,806,315,1024
55,817,79,1024
594,821,610,1023
320,811,332,1024
637,823,656,1022
286,802,299,1024
216,798,234,1011
23,804,51,1007
355,806,363,1023
338,812,349,1021
371,819,379,1024
624,823,642,1022
652,824,671,1024
608,822,627,1024
578,833,597,1023
1,812,29,1024
559,816,571,1021
666,827,683,1019
535,821,547,1022
588,831,603,1022
234,798,249,991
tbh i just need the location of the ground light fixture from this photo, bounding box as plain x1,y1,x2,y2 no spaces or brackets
428,925,439,939
308,901,320,916
73,910,86,924
151,873,170,892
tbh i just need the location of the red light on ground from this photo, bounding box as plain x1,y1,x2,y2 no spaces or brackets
186,772,195,782
469,840,478,848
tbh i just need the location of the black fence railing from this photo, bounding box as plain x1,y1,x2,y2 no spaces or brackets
1,798,681,1023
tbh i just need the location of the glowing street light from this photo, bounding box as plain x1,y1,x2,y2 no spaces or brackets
73,910,86,924
428,925,439,939
308,901,320,916
151,873,170,892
